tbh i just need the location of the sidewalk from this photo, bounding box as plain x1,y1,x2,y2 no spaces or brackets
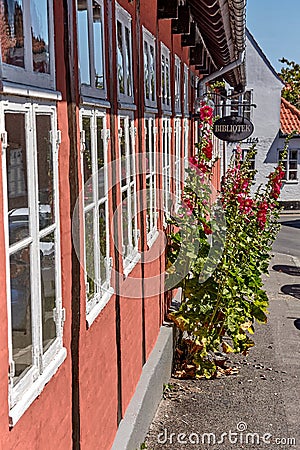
145,252,300,450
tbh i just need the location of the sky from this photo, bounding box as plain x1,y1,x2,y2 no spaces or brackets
246,0,300,73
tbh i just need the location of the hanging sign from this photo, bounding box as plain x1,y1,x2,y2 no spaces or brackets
213,115,254,142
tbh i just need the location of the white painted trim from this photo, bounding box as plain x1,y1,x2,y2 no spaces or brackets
9,347,67,427
1,83,62,101
116,3,134,104
142,27,157,109
160,43,171,112
86,287,114,328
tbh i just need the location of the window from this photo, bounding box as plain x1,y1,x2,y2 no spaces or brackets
143,27,156,108
0,0,55,89
230,90,252,119
77,0,106,98
174,118,181,206
80,110,113,325
116,3,133,103
2,101,65,425
118,113,139,273
183,64,189,115
162,117,172,215
174,55,181,113
145,116,158,245
161,43,171,111
279,148,299,181
241,148,255,171
183,117,189,179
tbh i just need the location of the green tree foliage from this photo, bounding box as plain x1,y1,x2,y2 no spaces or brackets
279,57,300,109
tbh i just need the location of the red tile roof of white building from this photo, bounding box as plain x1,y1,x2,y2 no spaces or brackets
280,97,300,134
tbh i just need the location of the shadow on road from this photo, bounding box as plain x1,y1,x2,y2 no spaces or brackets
280,219,300,229
281,284,300,299
273,265,300,276
294,319,300,330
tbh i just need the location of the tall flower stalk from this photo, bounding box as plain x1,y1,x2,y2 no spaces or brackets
167,106,294,379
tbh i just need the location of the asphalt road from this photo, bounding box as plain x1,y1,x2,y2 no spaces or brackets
272,214,300,260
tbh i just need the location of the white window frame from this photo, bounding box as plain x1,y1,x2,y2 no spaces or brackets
1,99,65,426
242,148,255,172
162,117,172,217
183,117,189,179
142,27,157,109
183,64,189,116
160,43,171,112
278,148,299,182
77,0,107,99
174,117,182,207
80,108,113,327
118,112,140,274
174,55,181,114
0,0,56,90
145,115,158,246
116,3,134,104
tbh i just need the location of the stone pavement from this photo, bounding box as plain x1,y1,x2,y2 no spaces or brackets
145,252,300,450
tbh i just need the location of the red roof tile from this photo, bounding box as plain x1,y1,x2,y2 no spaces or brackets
280,97,300,134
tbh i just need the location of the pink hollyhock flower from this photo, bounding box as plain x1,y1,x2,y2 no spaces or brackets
199,105,213,122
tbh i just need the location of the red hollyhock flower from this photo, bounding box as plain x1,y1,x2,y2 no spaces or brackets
203,141,213,160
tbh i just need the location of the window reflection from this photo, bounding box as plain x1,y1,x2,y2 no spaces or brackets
98,203,106,283
117,20,124,94
5,113,29,245
0,0,25,68
77,0,90,86
82,116,93,205
36,114,54,230
40,232,57,353
10,246,32,383
125,26,132,96
31,0,50,73
93,1,104,89
85,209,96,301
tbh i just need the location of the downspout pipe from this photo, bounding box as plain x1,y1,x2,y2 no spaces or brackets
198,50,245,98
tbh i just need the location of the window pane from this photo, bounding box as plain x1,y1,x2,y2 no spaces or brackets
289,161,297,170
117,21,124,94
31,0,50,73
5,113,29,245
125,26,132,96
40,232,56,353
36,114,54,230
77,0,91,86
10,246,32,383
161,55,165,103
82,117,93,205
290,150,298,160
122,190,129,255
119,118,127,187
0,0,25,68
166,58,170,105
289,171,297,180
93,1,104,89
144,41,149,100
85,209,96,301
150,45,155,101
131,184,136,247
98,202,106,284
96,116,105,198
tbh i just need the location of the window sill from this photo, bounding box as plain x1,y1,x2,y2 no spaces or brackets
1,81,62,101
144,105,158,114
86,287,114,329
123,252,141,278
117,101,137,111
80,95,111,109
283,180,298,185
9,347,67,427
